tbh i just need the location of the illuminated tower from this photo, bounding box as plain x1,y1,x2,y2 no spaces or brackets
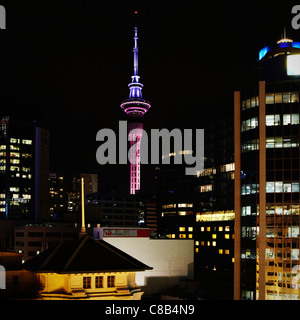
120,14,151,195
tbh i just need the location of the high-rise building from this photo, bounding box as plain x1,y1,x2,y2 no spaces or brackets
0,116,49,221
49,173,68,221
120,13,151,195
156,118,235,299
234,36,300,300
70,173,98,213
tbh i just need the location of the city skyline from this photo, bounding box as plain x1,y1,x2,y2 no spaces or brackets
0,1,299,191
1,1,300,303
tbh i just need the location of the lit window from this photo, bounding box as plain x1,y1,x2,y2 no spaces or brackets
195,241,199,246
212,241,217,247
188,234,193,239
22,153,32,158
179,227,186,232
207,227,211,232
219,227,223,232
12,194,19,199
212,234,217,239
107,276,115,288
266,114,280,126
219,249,223,254
22,167,30,173
10,152,20,158
0,145,6,150
10,145,20,151
220,163,235,172
200,185,213,193
22,139,32,145
188,227,193,232
207,241,210,246
10,138,20,144
178,203,193,208
283,114,300,125
225,226,230,232
10,159,20,164
283,92,291,103
225,250,230,255
201,227,205,232
10,187,19,192
225,234,230,239
22,194,31,199
266,94,274,104
201,241,205,246
195,248,199,253
179,234,186,239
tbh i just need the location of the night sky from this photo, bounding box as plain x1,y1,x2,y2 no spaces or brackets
0,1,299,193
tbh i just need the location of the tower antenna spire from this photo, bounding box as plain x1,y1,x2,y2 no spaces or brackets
133,10,139,77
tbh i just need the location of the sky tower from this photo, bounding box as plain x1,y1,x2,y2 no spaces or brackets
120,12,151,195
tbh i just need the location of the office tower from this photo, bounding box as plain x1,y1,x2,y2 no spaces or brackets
234,36,300,300
70,173,98,213
120,14,151,195
49,173,68,221
0,116,49,221
156,118,235,298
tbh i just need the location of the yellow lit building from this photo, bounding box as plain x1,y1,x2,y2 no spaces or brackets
23,235,152,300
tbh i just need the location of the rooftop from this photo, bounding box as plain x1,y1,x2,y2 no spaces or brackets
23,235,152,273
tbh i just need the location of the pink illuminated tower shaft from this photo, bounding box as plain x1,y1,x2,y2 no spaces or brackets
120,17,151,195
128,123,143,194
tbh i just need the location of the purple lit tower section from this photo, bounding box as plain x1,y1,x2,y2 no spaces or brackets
120,23,151,195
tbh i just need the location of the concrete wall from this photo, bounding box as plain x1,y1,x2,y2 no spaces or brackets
105,238,194,295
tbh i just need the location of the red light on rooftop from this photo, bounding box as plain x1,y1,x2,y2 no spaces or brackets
134,11,138,14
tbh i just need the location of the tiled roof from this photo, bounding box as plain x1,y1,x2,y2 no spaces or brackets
23,235,152,273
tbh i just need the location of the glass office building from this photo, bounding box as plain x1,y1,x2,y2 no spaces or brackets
234,37,300,300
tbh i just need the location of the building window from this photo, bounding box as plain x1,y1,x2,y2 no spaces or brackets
283,114,300,125
225,234,230,239
266,114,281,126
212,234,217,239
22,139,32,145
200,185,213,193
83,276,91,289
179,234,186,239
95,276,103,288
179,227,185,232
107,276,115,288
